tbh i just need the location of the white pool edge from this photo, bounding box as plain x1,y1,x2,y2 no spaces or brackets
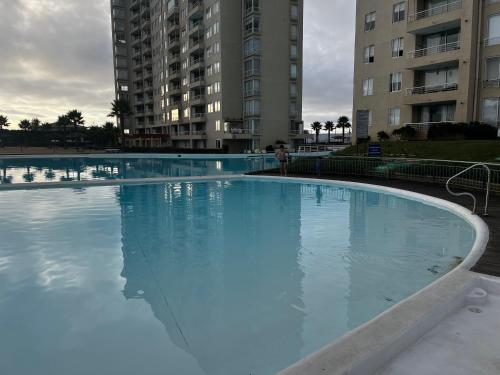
0,174,490,375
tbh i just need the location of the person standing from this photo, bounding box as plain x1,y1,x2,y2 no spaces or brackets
275,145,289,176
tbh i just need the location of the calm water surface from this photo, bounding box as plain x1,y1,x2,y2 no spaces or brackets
0,180,475,374
0,157,277,184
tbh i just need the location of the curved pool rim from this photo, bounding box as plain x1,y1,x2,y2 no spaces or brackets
0,174,490,374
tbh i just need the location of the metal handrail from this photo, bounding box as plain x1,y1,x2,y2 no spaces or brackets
446,163,491,215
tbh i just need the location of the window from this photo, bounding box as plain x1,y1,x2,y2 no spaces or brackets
291,4,299,20
488,14,500,45
486,56,500,83
245,99,261,116
391,37,404,58
290,63,298,79
362,78,374,96
290,83,297,97
365,12,376,32
393,2,405,23
291,24,298,40
244,16,260,35
245,79,260,96
244,58,260,76
364,45,375,63
290,44,298,60
290,102,298,117
390,72,402,92
483,98,500,125
215,139,222,149
389,107,400,125
245,0,259,14
215,120,221,131
244,38,261,56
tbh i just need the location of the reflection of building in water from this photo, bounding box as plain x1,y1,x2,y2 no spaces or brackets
117,181,305,374
346,189,470,330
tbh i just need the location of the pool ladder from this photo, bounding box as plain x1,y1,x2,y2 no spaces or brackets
446,163,491,216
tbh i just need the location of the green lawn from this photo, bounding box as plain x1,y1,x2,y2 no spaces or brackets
336,140,500,162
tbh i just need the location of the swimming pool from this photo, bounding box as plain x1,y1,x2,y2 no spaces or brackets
0,156,277,184
0,178,477,375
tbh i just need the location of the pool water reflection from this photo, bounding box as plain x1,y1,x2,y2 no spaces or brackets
0,180,475,374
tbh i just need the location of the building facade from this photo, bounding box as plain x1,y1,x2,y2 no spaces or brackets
353,0,500,141
110,0,306,152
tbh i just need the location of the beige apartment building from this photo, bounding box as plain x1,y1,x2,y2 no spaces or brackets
353,0,500,142
110,0,306,152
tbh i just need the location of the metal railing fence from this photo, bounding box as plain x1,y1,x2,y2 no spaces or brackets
279,156,500,193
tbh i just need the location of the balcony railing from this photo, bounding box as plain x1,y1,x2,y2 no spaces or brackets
405,121,456,132
483,79,500,88
484,36,500,47
225,128,260,135
407,41,460,59
406,82,458,95
408,0,462,22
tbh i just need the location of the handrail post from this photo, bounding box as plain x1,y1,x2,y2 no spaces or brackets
446,163,491,216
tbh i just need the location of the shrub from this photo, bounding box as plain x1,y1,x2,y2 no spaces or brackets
428,122,498,140
392,126,417,140
265,145,275,153
464,122,498,140
377,131,390,141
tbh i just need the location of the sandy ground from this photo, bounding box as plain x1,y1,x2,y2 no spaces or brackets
0,147,106,155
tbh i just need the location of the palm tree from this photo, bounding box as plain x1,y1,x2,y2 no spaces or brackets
0,115,10,131
19,119,31,131
310,121,323,144
31,118,41,131
109,99,132,146
336,116,352,144
324,121,335,144
67,110,84,147
67,110,85,130
57,115,71,148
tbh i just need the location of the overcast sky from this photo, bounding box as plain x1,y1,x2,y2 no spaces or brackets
0,0,356,128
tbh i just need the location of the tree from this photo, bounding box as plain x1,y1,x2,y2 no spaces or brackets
109,99,132,146
0,115,10,131
31,118,41,131
67,110,85,130
310,121,323,144
336,116,352,144
19,119,31,131
324,121,335,144
57,115,71,148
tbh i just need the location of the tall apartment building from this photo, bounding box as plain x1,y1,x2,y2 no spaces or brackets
110,0,306,152
353,0,500,142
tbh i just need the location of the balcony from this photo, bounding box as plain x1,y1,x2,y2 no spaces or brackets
406,41,461,69
405,82,459,104
224,128,260,139
189,77,205,88
407,1,462,34
190,113,206,123
408,1,462,22
408,41,460,59
189,95,206,105
406,82,458,96
483,79,500,88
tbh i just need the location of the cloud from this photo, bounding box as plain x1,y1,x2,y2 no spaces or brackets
0,0,356,129
0,0,115,126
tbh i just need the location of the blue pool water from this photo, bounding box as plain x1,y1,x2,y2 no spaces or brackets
0,180,475,375
0,157,277,184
